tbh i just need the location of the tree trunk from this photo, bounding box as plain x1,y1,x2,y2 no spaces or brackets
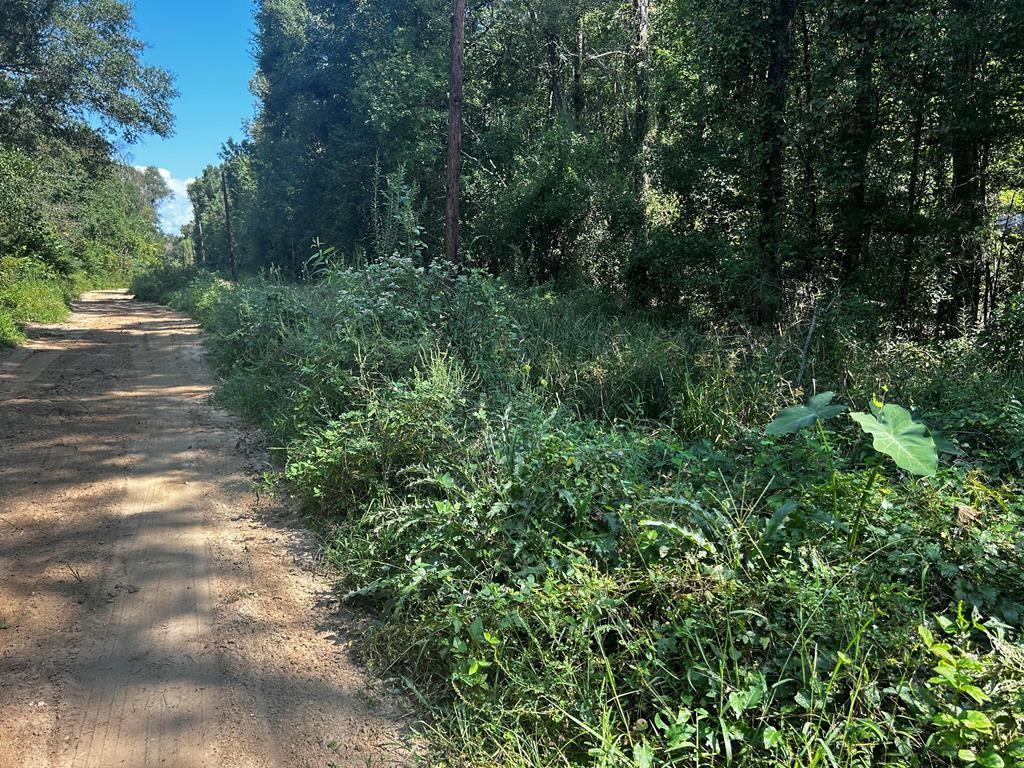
572,22,585,126
798,9,819,245
220,168,238,281
445,0,466,265
545,29,566,122
193,205,208,268
632,0,651,176
943,0,982,333
756,0,800,323
840,3,878,279
899,93,926,313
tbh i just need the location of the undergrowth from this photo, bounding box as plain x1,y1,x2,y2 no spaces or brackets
134,259,1024,767
0,257,74,345
0,255,134,346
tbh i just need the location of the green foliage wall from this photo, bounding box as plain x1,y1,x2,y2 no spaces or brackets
0,0,176,343
188,0,1024,330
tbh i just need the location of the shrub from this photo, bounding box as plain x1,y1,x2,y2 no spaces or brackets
135,257,1024,767
981,293,1024,375
0,257,71,341
0,309,24,346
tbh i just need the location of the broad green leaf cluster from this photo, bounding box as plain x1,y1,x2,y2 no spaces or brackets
851,403,939,477
766,394,941,477
765,392,847,436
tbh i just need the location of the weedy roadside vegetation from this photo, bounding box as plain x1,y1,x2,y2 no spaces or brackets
135,259,1024,767
0,255,135,345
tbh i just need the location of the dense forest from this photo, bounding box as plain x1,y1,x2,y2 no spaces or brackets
0,0,174,344
4,0,1024,766
187,0,1024,332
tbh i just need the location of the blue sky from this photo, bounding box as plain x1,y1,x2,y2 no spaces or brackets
124,1,258,233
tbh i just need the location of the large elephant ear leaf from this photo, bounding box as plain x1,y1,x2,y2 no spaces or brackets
850,403,939,476
766,391,847,435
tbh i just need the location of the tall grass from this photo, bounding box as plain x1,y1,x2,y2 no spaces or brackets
0,258,75,345
0,252,148,346
135,259,1024,767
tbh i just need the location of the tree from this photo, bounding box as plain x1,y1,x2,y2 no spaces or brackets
135,166,171,213
838,1,880,278
0,1,174,286
0,0,176,151
632,0,651,176
942,0,985,331
216,0,1024,332
445,0,466,265
221,167,239,281
756,0,800,323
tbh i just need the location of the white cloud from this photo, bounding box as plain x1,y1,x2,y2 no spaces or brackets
135,166,195,235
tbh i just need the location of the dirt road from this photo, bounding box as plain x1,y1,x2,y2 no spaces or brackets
0,291,408,767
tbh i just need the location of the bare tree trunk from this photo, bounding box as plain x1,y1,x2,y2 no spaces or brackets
756,0,800,323
220,168,238,281
840,3,878,279
572,22,585,126
943,0,982,334
798,9,819,243
899,92,926,313
545,29,566,122
193,205,208,268
445,0,466,265
632,0,651,181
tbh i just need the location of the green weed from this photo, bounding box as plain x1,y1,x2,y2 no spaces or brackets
134,259,1024,767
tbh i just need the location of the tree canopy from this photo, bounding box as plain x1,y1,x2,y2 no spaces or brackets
188,0,1023,335
0,0,176,335
0,0,176,151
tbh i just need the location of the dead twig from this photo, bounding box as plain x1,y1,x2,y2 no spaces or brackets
61,560,87,589
796,292,841,391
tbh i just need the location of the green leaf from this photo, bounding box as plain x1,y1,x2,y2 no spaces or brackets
469,616,486,644
762,725,782,749
977,748,1005,768
639,520,716,553
727,683,764,717
931,430,963,456
633,741,654,768
959,710,994,734
850,403,938,476
962,685,990,705
760,500,798,543
766,391,846,435
918,624,935,647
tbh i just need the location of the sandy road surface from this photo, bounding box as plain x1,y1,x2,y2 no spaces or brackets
0,291,408,767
